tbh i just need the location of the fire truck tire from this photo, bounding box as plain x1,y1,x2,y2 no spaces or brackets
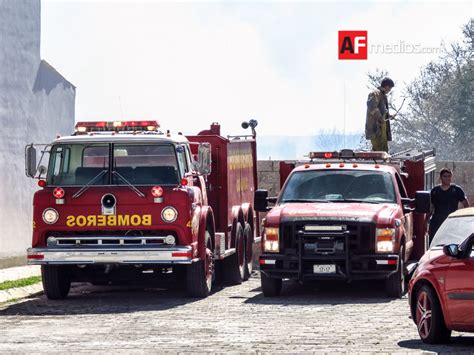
41,265,71,300
224,223,245,285
243,222,253,281
186,231,214,298
385,244,407,298
261,273,282,297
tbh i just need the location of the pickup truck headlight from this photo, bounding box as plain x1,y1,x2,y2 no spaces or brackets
264,227,279,253
376,228,395,253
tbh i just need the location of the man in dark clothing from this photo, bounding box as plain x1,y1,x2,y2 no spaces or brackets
429,168,470,242
365,77,394,152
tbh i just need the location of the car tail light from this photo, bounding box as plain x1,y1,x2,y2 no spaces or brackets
38,180,46,187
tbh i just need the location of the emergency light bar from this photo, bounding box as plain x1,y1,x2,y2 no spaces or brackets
309,150,390,161
75,120,160,133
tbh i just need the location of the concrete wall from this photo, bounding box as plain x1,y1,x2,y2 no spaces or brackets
0,0,75,267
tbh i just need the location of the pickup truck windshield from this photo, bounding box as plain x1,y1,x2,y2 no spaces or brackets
46,143,180,186
280,170,396,204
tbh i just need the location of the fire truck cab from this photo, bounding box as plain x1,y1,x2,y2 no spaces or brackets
255,149,435,298
25,120,259,299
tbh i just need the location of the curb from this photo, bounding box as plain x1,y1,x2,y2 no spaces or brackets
0,283,43,304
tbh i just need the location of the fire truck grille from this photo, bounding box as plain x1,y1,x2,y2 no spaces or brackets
46,231,178,247
281,221,375,255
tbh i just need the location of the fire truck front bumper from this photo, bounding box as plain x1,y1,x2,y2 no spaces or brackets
27,246,195,265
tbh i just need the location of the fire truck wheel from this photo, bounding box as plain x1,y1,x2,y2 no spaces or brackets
243,222,254,281
385,244,407,298
41,265,71,300
186,231,214,298
261,273,282,297
224,223,245,285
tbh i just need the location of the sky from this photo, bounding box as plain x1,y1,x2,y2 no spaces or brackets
41,0,472,138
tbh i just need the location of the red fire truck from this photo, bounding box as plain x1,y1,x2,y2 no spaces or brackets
25,120,259,299
255,149,435,298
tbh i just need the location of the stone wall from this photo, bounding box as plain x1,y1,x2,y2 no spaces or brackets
257,160,474,203
0,0,75,268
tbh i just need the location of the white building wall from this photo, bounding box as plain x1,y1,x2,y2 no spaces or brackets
0,0,75,267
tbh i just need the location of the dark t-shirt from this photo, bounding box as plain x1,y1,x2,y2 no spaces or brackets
431,184,466,218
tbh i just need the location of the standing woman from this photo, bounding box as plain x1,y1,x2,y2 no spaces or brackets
429,168,470,242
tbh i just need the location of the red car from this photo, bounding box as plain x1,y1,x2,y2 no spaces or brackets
409,207,474,343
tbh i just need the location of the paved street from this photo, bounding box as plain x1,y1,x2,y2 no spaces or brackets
0,274,473,354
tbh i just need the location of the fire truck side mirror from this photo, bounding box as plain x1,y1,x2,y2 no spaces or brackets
254,189,269,212
197,143,212,175
414,191,431,214
25,144,37,178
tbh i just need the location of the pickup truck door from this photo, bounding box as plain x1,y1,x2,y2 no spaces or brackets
395,173,413,254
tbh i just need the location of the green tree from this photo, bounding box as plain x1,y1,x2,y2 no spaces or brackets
389,21,473,160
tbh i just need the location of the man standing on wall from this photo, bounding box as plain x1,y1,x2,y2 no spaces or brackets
429,168,470,242
365,77,394,152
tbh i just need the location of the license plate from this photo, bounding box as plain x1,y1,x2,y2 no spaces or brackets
313,264,336,274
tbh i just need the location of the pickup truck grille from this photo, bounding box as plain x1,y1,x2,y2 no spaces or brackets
281,221,375,254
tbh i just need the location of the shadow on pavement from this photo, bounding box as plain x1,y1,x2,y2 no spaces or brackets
0,283,225,316
246,279,400,305
398,337,474,353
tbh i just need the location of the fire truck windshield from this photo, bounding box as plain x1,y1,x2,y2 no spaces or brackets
46,143,180,186
280,170,396,204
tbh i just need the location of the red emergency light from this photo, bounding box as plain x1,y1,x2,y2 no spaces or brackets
75,120,160,133
309,150,390,161
151,186,163,198
53,187,65,199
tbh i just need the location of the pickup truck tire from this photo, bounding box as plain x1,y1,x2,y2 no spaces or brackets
41,265,71,300
385,245,407,298
186,231,214,298
415,285,451,343
223,223,245,285
261,272,282,297
243,222,253,281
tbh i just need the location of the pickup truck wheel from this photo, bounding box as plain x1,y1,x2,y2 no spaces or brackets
385,245,407,298
415,285,451,343
186,231,214,298
261,272,282,297
243,222,254,281
41,265,71,300
223,223,245,285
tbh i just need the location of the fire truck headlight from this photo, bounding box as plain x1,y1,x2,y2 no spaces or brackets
42,208,59,224
263,227,279,253
161,207,178,223
376,228,395,253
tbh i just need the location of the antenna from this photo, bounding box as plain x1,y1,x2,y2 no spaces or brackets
343,80,346,148
118,96,124,121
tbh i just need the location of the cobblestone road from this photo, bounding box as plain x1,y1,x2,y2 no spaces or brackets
0,274,473,354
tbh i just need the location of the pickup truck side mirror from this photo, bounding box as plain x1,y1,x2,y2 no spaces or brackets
254,189,277,212
255,189,268,212
414,191,431,214
25,144,37,178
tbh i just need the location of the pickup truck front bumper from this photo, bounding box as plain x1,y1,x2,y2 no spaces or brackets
259,253,400,281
